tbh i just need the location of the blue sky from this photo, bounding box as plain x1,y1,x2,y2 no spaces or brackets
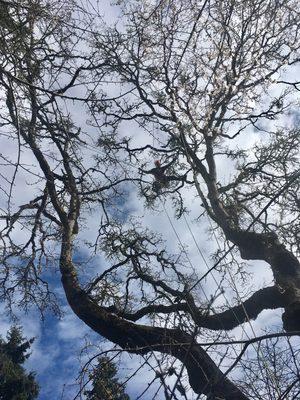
1,1,300,399
0,275,95,399
0,247,161,400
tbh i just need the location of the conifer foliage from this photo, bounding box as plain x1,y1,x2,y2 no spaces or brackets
85,357,129,400
0,327,39,400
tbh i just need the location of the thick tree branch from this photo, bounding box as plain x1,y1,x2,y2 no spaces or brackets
107,286,286,331
59,231,249,400
196,286,287,331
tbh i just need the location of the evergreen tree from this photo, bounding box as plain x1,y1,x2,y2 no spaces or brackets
0,327,39,400
1,0,300,398
85,357,130,400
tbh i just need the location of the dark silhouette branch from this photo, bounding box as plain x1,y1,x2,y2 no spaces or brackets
60,231,249,400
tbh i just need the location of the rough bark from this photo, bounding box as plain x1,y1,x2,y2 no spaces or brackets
109,286,287,331
60,231,249,400
196,137,300,333
224,228,300,332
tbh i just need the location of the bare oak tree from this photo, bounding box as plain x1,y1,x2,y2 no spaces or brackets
0,0,300,399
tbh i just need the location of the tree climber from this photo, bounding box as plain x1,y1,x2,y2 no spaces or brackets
152,160,170,192
143,159,175,193
143,159,190,195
